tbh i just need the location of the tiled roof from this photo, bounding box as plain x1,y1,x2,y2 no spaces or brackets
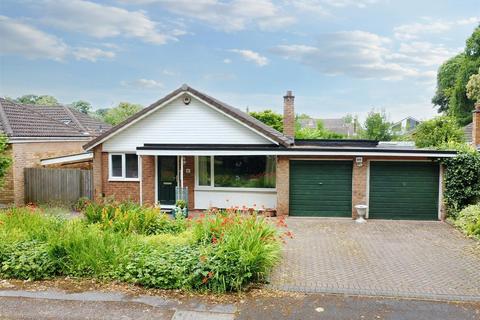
0,98,111,140
84,84,293,150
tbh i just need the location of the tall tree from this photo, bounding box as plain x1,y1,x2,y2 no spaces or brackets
413,116,464,148
432,25,480,125
0,135,12,188
103,102,143,125
361,110,392,141
15,94,59,106
466,67,480,102
249,109,283,132
71,100,92,114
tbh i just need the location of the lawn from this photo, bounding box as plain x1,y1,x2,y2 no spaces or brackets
0,201,286,293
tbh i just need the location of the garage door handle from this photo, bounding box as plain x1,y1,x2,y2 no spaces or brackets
318,182,323,185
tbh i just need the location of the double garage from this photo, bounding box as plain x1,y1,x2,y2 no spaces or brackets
289,160,441,220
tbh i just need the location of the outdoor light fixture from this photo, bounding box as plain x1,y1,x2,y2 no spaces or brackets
355,157,363,167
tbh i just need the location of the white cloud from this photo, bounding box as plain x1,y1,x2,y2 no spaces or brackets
73,47,116,62
40,0,180,44
271,30,446,81
394,17,479,40
122,0,295,32
320,0,379,8
223,58,232,64
121,79,164,89
0,15,115,62
229,49,269,66
0,15,68,60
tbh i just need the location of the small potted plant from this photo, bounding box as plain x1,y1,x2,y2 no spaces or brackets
174,199,188,218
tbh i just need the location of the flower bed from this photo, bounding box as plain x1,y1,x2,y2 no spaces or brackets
0,202,285,292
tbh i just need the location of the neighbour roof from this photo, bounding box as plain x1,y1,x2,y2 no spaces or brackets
83,84,293,150
0,98,111,141
298,118,356,136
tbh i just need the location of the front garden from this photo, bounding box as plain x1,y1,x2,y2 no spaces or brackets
0,201,287,292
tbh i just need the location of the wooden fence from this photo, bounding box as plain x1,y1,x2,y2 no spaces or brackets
24,168,93,204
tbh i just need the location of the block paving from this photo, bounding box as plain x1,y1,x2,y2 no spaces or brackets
268,218,480,301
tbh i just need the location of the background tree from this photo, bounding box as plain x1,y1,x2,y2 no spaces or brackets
0,134,12,188
361,110,392,141
70,100,92,114
466,67,480,102
413,116,464,148
15,94,59,106
295,119,344,139
249,109,283,132
103,102,143,125
432,25,480,125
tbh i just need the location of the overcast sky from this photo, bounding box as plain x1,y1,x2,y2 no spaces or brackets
0,0,479,122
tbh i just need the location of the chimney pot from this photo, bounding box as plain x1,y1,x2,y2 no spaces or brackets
283,90,295,139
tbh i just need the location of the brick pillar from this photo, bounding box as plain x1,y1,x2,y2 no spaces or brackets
183,156,195,210
92,145,103,202
276,156,289,215
142,155,155,205
352,158,368,219
473,102,480,147
283,91,295,139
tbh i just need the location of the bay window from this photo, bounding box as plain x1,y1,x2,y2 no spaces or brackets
197,156,276,189
109,153,139,180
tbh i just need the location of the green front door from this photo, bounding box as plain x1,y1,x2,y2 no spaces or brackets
289,160,353,217
369,161,439,220
157,156,177,206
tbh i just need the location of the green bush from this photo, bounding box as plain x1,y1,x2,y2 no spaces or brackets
0,204,283,292
454,204,480,240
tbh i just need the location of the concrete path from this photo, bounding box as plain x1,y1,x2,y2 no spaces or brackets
268,218,480,301
0,289,479,320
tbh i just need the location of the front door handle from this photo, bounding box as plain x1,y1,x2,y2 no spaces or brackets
163,182,172,185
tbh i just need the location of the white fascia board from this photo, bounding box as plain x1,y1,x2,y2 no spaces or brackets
40,152,93,166
136,149,456,158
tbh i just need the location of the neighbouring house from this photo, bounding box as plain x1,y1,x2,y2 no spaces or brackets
84,84,465,220
390,116,421,135
298,118,357,137
0,98,111,205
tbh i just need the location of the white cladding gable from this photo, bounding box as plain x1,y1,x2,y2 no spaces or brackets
102,96,274,152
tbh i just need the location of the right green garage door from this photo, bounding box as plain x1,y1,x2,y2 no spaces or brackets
369,161,440,220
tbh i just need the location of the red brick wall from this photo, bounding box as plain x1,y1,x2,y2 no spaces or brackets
473,103,480,147
141,155,155,205
101,152,140,202
183,156,195,210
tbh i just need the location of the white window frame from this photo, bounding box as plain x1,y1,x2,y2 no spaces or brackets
195,155,276,192
109,153,140,181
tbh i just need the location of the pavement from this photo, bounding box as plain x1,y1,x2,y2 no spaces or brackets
268,218,480,301
0,289,479,320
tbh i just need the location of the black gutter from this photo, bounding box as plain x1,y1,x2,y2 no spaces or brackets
295,139,379,147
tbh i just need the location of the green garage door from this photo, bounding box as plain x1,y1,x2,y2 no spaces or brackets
369,162,439,220
290,160,352,217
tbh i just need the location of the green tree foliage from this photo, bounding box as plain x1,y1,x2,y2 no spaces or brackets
103,102,143,125
71,100,92,114
432,25,480,125
466,67,480,102
15,94,59,106
0,135,12,188
441,148,480,215
361,110,391,141
413,116,464,148
249,109,283,132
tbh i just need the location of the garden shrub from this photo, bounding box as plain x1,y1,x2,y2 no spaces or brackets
454,204,480,240
441,148,480,216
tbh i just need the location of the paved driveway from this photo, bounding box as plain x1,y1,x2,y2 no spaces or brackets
268,218,480,301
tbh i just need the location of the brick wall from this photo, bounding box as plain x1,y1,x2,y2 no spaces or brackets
92,145,103,202
141,155,155,205
352,159,368,219
0,146,14,205
276,156,290,216
100,152,140,202
12,141,87,205
183,156,195,210
473,103,480,147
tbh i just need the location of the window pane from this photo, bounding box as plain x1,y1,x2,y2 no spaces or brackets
198,156,211,186
214,156,276,188
111,155,122,177
125,154,138,178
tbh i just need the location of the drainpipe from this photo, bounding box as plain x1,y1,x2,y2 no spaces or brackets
180,156,184,188
139,155,143,206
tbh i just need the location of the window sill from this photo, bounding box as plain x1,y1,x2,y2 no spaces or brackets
195,186,276,193
108,178,140,182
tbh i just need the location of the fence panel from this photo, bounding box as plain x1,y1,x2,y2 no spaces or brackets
24,168,93,204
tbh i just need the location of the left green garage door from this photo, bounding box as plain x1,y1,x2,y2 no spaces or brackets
289,160,352,217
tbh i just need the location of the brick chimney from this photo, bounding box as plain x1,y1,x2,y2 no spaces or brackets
473,102,480,147
283,90,295,138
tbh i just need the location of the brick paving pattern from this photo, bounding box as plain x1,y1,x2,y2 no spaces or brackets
268,218,480,301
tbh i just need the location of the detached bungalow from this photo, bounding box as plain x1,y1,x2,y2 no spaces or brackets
85,85,470,220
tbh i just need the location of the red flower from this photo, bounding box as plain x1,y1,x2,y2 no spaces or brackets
211,236,218,244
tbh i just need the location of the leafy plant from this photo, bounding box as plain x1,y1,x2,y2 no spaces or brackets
413,116,464,148
176,199,186,209
0,134,12,188
454,204,480,239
